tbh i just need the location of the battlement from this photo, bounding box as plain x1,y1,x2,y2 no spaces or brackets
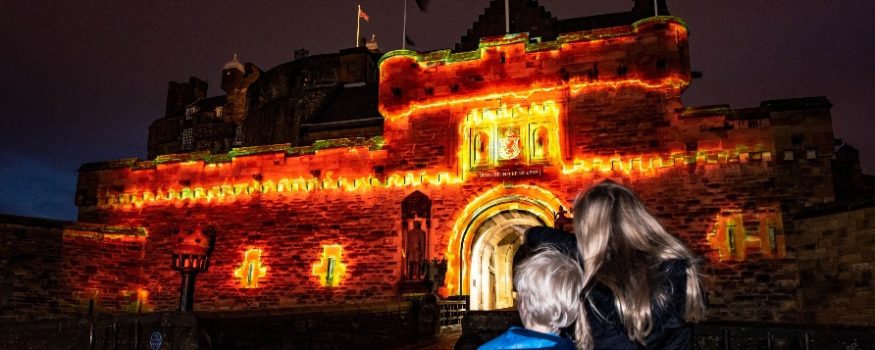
379,16,690,120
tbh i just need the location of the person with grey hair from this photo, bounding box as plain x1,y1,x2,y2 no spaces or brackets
478,246,581,350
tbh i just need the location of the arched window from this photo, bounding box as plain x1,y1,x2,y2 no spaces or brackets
401,191,432,281
531,127,549,161
472,131,490,167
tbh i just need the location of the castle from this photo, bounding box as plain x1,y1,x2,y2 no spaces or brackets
3,0,873,329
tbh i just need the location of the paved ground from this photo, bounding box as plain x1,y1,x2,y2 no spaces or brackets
389,327,461,350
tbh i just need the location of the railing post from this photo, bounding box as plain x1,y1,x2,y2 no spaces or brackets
111,321,118,350
803,332,810,350
133,319,139,350
88,298,95,350
722,328,731,350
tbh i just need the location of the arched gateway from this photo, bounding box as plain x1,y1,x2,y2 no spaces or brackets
446,185,568,310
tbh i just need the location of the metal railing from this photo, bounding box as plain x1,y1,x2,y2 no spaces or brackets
692,321,875,350
438,298,467,328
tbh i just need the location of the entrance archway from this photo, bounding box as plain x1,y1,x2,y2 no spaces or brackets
445,185,569,309
469,210,544,310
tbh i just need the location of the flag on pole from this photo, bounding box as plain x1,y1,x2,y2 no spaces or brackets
359,7,370,22
405,35,416,47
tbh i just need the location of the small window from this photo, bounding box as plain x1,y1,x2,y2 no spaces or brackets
783,150,795,161
181,128,193,150
215,107,224,117
768,226,777,252
185,106,198,120
806,149,817,160
233,125,243,146
727,224,736,256
531,127,548,161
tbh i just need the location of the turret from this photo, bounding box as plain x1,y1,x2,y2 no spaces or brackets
221,54,245,93
219,54,259,125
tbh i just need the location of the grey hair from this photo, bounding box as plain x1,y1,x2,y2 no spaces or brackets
514,246,585,335
572,181,706,348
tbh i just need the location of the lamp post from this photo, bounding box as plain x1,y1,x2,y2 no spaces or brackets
170,226,215,312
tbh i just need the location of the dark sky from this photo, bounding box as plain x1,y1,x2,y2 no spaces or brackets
1,0,873,221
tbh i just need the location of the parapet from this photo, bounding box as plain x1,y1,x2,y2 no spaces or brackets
379,17,691,120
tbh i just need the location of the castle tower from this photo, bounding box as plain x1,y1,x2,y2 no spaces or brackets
221,54,245,93
220,54,259,125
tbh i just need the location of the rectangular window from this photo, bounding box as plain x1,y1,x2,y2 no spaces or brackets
768,226,777,252
233,125,243,146
727,224,736,256
783,150,795,161
806,149,817,159
215,107,223,117
326,257,336,286
181,128,193,150
185,106,198,120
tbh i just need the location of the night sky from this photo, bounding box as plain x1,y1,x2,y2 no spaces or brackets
1,1,873,221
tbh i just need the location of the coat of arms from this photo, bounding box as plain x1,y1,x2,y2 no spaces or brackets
498,128,521,160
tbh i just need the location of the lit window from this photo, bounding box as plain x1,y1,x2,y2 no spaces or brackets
806,149,816,159
783,150,794,161
233,249,267,288
531,127,548,161
215,107,223,117
471,131,489,168
312,244,346,287
181,128,193,150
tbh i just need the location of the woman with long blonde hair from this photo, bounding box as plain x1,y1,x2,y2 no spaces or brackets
572,181,706,349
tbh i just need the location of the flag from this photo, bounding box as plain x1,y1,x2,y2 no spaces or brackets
358,7,369,22
414,0,430,12
405,35,416,47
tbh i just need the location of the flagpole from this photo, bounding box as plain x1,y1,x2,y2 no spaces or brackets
356,4,361,47
504,0,510,33
654,0,658,16
402,0,408,49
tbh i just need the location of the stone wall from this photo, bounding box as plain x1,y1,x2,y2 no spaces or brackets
793,202,875,325
0,215,65,320
0,215,146,321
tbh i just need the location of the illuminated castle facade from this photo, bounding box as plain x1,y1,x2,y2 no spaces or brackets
9,0,870,325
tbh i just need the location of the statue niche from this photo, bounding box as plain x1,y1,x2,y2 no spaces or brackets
401,191,432,281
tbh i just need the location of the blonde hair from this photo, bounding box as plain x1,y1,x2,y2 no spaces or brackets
514,246,585,336
572,181,706,349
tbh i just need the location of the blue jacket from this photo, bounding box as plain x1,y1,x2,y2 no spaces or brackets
479,327,576,350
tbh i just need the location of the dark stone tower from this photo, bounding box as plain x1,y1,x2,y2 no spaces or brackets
221,54,259,125
165,77,208,115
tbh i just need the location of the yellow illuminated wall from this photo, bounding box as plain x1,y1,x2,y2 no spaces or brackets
460,101,563,178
